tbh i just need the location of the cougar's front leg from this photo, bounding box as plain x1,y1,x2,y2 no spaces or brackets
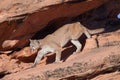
28,50,47,69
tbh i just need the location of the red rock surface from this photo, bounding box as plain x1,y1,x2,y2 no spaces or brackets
0,0,120,80
92,71,120,80
0,0,110,51
0,31,119,80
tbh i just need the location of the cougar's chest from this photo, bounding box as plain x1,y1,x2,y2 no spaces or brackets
41,45,56,53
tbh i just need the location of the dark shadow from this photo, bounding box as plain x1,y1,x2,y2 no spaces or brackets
46,54,56,64
0,72,10,79
104,19,120,32
67,0,86,3
72,4,120,34
29,3,120,64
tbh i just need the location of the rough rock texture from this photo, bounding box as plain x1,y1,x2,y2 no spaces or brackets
0,0,120,80
91,71,120,80
0,0,110,51
1,31,120,80
0,0,70,23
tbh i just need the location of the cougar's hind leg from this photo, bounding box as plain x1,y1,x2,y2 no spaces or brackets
71,39,82,54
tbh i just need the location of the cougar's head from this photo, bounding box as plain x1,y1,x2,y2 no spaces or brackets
29,39,40,51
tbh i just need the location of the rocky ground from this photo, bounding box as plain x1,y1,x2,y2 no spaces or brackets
0,31,120,80
0,0,120,80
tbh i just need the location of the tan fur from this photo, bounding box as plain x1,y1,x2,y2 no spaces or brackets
28,22,103,68
40,22,89,46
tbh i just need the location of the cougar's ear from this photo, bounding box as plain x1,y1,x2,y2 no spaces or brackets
29,39,32,42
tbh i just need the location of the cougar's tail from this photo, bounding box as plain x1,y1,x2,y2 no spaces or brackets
87,28,105,34
79,22,104,35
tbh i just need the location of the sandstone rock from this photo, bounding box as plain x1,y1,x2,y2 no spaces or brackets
0,0,110,51
11,47,37,62
2,40,19,48
98,32,120,47
0,0,120,80
83,35,98,51
3,44,120,80
0,54,20,75
91,71,120,80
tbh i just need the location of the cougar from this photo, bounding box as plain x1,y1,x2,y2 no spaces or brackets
28,22,104,68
